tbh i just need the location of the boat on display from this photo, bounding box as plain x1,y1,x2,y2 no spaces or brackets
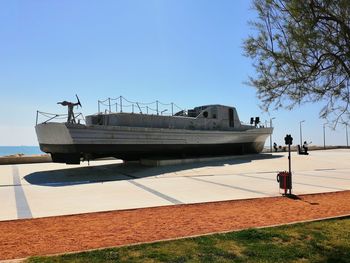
35,96,273,164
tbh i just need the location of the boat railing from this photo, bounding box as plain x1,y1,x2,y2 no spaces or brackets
36,111,85,125
240,121,271,129
97,96,186,116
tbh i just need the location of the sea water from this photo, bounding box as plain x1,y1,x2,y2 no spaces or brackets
0,146,43,156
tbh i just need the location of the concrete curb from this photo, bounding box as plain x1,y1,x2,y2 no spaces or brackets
0,155,52,165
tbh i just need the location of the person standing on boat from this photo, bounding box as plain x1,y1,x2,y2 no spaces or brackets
57,100,80,123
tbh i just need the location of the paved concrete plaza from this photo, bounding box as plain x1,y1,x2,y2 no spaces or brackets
1,149,350,221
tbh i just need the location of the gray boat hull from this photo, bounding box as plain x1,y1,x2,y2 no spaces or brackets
35,123,272,164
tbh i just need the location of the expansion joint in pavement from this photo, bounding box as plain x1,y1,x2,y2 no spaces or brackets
128,180,183,205
12,165,32,219
188,176,272,196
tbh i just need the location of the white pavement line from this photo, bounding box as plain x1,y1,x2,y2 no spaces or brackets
128,180,183,205
12,165,32,219
236,173,347,191
189,177,273,196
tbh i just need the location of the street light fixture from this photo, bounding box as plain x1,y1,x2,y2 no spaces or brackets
299,120,305,146
270,117,276,152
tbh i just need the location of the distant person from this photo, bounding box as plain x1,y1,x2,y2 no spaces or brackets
303,141,309,154
273,142,278,152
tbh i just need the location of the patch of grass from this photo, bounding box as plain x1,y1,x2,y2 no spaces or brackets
27,217,350,263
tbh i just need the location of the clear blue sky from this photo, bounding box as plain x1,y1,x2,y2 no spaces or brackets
0,0,348,147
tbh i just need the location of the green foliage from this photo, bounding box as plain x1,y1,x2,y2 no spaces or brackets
244,0,350,125
27,217,350,263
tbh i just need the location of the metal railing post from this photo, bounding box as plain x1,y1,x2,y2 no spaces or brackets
108,98,111,113
156,100,159,115
98,100,100,113
120,96,123,113
171,103,174,116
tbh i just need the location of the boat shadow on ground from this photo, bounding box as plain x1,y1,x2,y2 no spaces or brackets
24,154,284,187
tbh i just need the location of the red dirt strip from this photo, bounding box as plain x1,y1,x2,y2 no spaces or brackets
1,191,350,260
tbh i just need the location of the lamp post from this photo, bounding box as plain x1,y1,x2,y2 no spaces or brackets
299,120,305,146
270,117,276,152
346,123,349,148
323,123,326,149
